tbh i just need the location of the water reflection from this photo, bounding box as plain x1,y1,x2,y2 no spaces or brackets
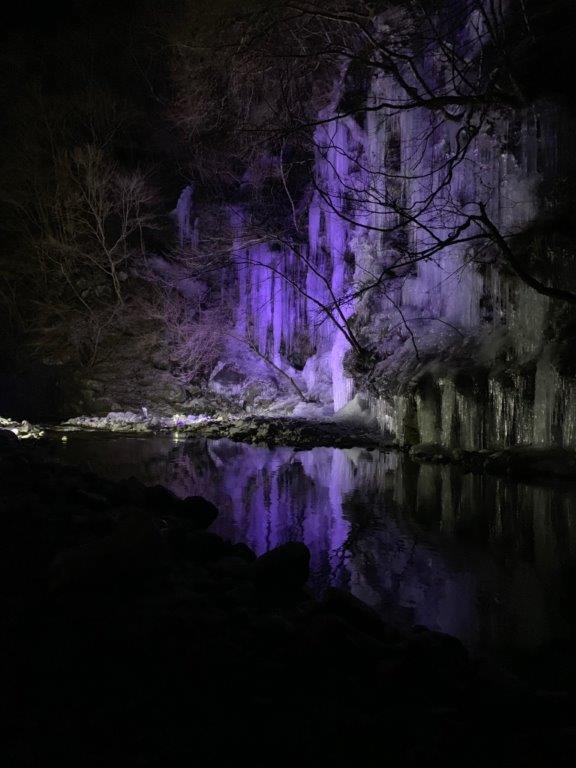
47,434,576,654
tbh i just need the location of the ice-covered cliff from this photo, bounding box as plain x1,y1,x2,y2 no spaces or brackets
175,1,576,449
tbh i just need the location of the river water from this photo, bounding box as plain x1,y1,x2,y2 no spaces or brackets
45,432,576,657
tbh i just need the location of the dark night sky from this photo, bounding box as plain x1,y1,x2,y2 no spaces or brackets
1,0,192,200
1,0,574,203
3,0,142,34
1,0,182,100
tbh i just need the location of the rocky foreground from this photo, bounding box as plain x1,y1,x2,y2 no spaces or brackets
2,428,576,766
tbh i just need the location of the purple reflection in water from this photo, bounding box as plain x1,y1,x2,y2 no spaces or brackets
48,434,576,655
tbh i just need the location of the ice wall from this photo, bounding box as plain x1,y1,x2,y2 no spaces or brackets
231,119,361,409
309,4,573,448
232,221,311,374
204,2,574,445
353,26,571,449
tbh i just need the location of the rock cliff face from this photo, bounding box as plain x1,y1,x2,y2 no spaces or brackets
184,1,576,449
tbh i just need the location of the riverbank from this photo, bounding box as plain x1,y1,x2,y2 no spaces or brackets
54,411,388,449
3,432,576,765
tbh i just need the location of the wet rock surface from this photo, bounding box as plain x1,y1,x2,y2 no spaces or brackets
194,415,387,449
3,437,576,766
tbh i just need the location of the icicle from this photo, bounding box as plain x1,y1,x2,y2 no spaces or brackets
533,352,559,446
175,185,198,248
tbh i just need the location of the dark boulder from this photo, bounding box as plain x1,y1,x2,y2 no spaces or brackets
108,476,149,507
209,556,250,581
404,625,469,670
320,587,393,641
50,510,166,592
253,542,310,589
107,482,219,527
143,483,181,512
210,362,247,387
176,530,226,564
228,542,257,563
178,495,219,529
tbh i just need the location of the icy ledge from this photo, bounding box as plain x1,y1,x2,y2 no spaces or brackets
0,416,44,439
60,411,217,434
55,411,388,449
